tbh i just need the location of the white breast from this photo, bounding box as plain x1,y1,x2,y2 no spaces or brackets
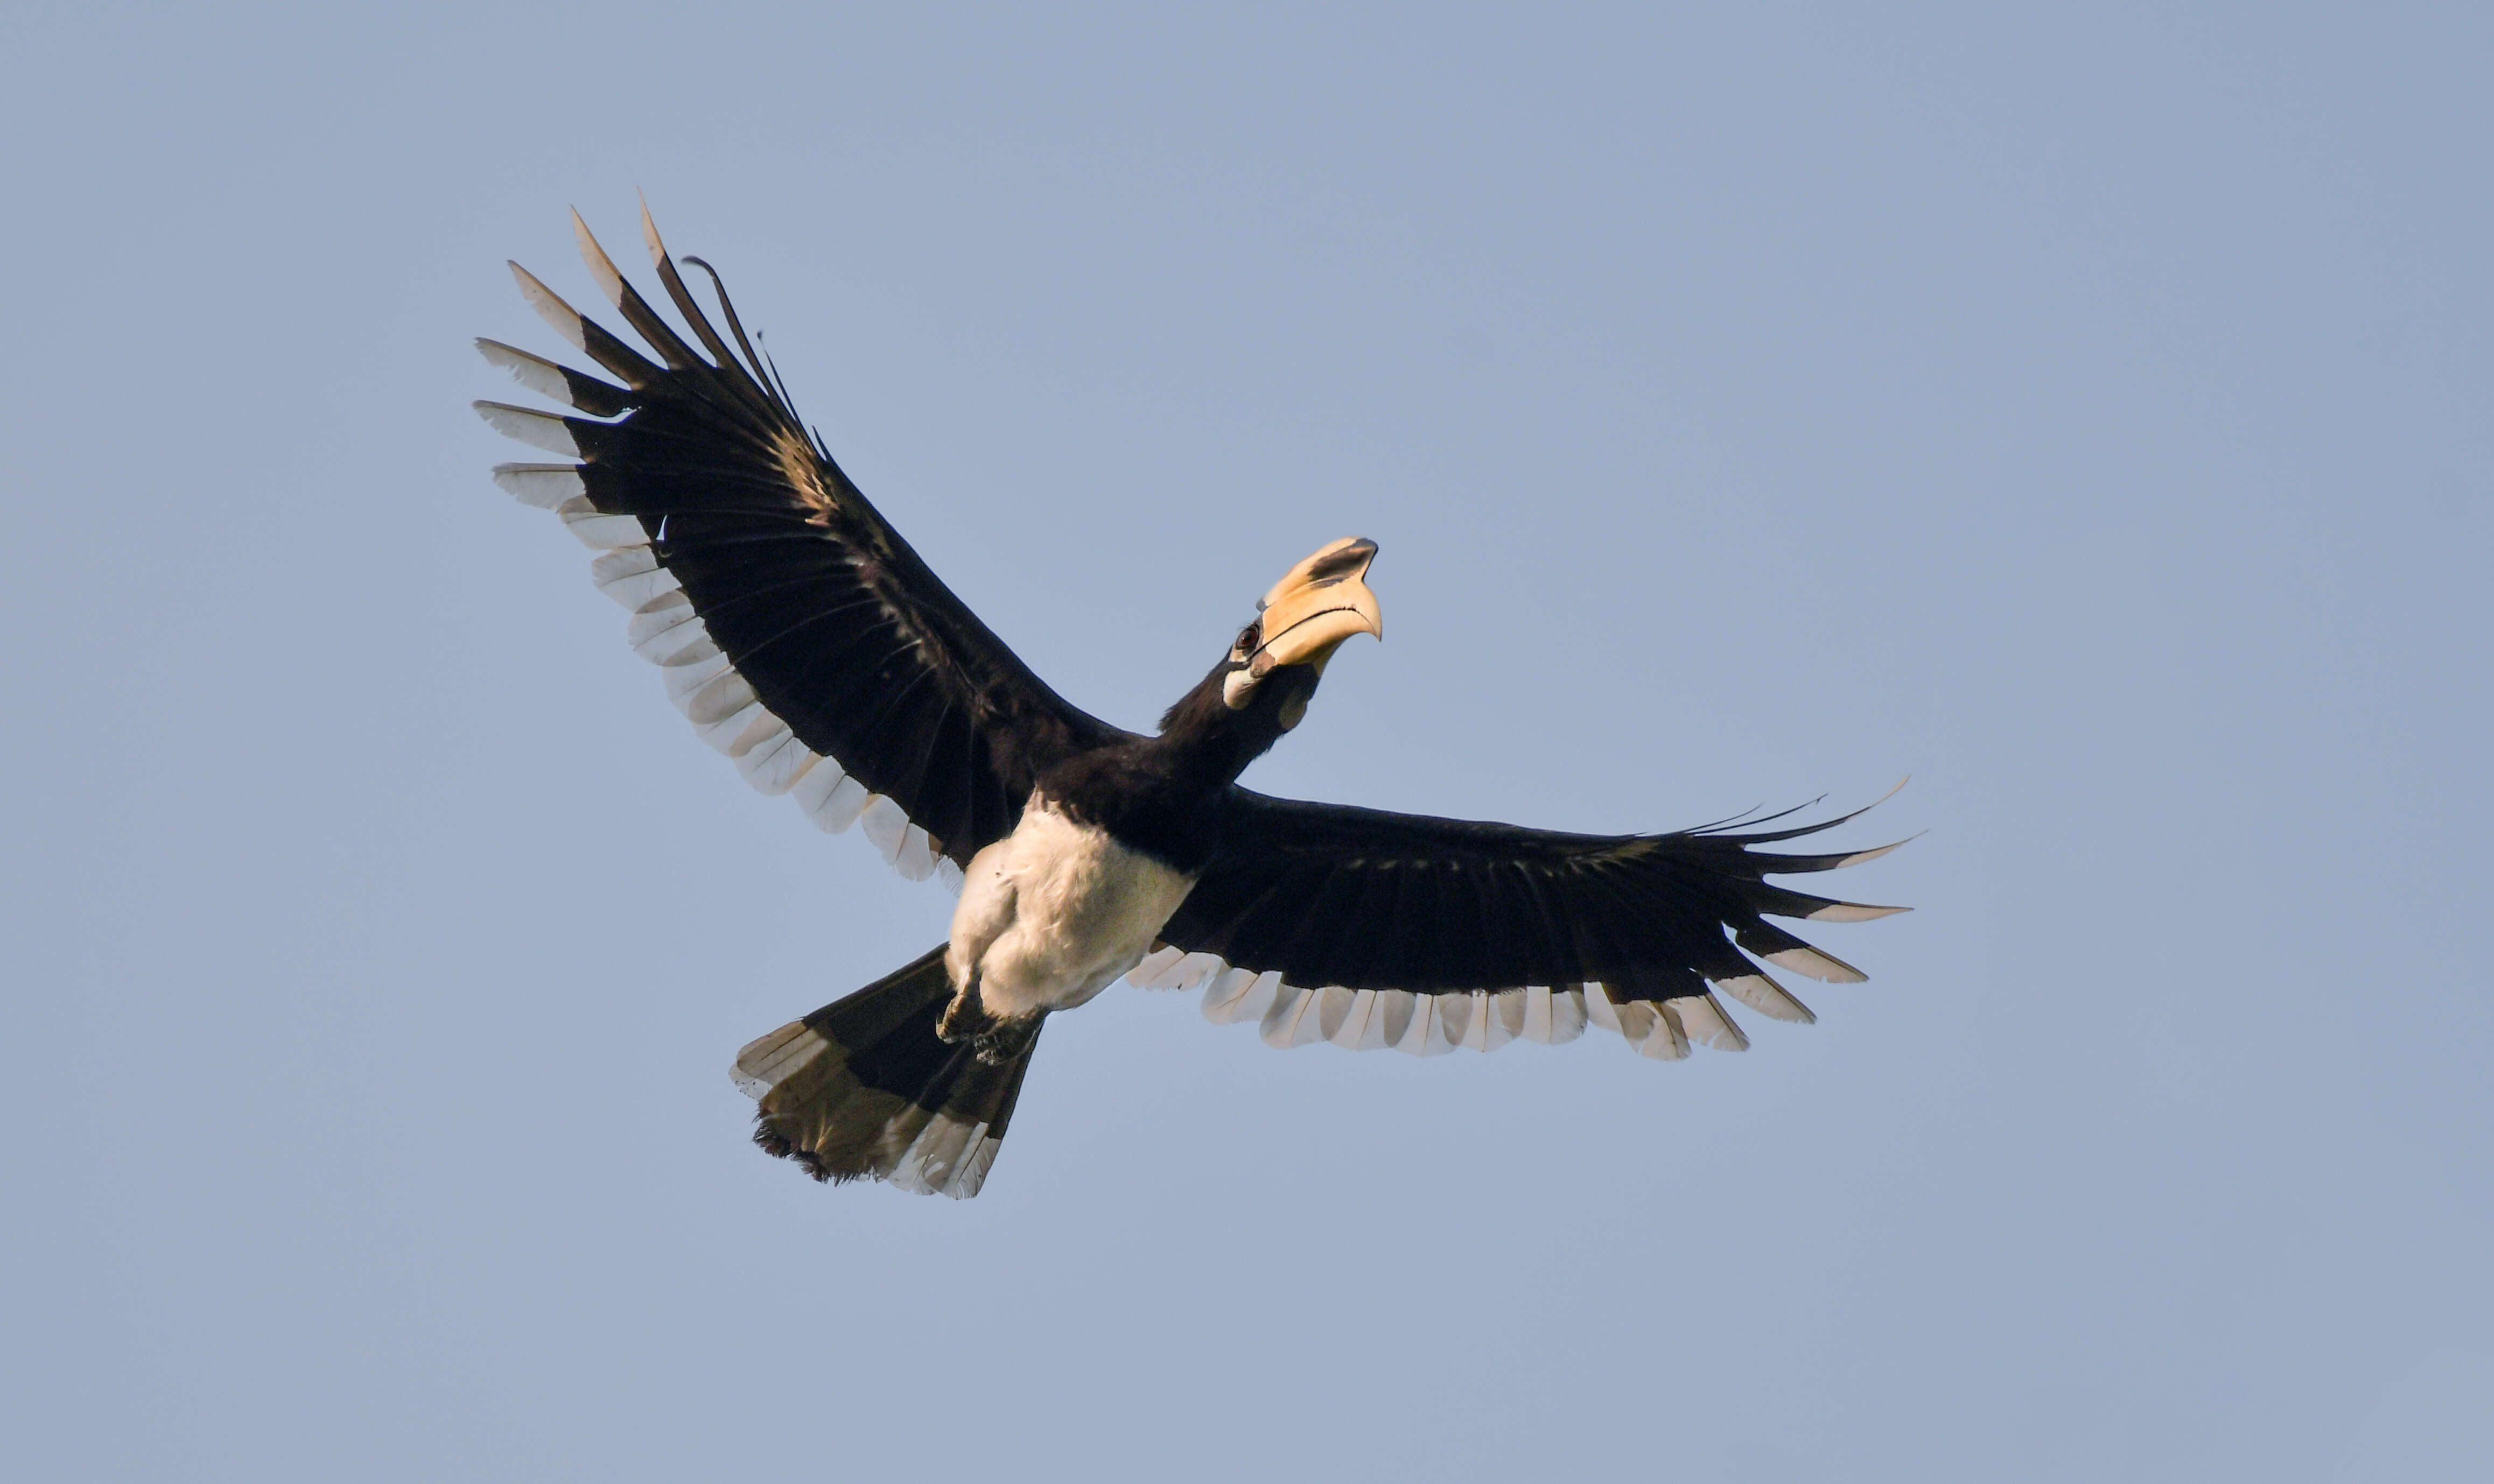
947,801,1197,1019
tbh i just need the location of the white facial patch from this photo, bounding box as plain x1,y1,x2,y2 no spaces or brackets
1220,622,1260,709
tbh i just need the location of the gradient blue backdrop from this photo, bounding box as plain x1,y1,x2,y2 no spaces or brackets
5,4,2488,1480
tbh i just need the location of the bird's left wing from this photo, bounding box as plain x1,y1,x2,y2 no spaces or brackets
474,209,1132,886
1137,787,1910,1058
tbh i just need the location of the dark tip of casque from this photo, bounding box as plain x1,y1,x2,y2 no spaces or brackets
1307,538,1379,582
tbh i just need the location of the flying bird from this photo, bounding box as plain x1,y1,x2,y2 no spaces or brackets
475,207,1910,1199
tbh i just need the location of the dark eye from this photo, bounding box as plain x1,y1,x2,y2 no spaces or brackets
1235,621,1261,655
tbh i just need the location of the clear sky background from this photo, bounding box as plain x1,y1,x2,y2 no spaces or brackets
4,4,2488,1480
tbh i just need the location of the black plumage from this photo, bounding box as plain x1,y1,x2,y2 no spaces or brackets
480,207,1910,1198
1161,791,1905,997
748,947,1039,1189
484,217,1124,875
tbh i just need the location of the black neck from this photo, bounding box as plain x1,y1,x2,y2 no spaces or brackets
1033,657,1315,873
1152,660,1306,786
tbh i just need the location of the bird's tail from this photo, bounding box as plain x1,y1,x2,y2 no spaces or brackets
733,945,1040,1199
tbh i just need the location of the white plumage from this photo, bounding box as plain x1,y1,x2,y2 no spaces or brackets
948,801,1197,1021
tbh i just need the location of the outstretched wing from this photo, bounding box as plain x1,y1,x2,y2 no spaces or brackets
1136,786,1911,1059
474,208,1130,885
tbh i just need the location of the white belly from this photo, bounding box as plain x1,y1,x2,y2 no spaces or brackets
945,800,1197,1019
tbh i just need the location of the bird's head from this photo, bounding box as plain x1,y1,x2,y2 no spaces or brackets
1159,537,1383,763
1221,537,1383,727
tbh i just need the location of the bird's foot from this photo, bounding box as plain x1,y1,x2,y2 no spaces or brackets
936,979,994,1045
972,1013,1042,1066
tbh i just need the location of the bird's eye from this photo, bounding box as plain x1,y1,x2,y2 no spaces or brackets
1234,622,1261,657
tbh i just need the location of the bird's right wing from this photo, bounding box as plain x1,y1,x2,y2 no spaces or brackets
1138,786,1911,1058
475,208,1131,886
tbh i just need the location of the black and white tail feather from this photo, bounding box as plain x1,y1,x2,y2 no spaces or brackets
735,947,1036,1199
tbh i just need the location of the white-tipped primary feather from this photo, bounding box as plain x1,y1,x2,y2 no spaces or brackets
1326,988,1390,1050
571,209,631,310
1717,971,1816,1024
476,340,566,402
1128,946,1188,989
1260,983,1327,1048
1164,952,1225,994
1557,986,1591,1042
1457,991,1523,1052
788,759,845,808
679,669,757,728
589,546,679,609
733,727,817,795
1807,901,1909,922
1487,989,1526,1049
895,825,937,882
1522,986,1556,1043
1227,967,1287,1028
1377,990,1418,1047
693,700,767,753
638,196,673,270
508,261,590,350
718,709,782,758
1639,1002,1692,1060
1523,985,1589,1045
1610,1001,1678,1059
683,673,758,733
1766,946,1868,984
476,339,589,407
1254,982,1302,1042
1393,995,1457,1057
1584,982,1624,1036
1388,995,1428,1054
1611,996,1650,1045
795,766,870,833
1675,991,1749,1052
474,400,580,457
555,496,647,550
860,794,910,864
627,592,708,663
492,462,585,510
1182,952,1790,1060
1197,966,1263,1019
1195,965,1251,1015
1315,986,1358,1042
661,649,732,707
659,636,722,671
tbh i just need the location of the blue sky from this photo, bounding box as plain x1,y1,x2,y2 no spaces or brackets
4,4,2488,1480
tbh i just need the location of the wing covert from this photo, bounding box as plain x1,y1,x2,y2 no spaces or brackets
476,209,1130,882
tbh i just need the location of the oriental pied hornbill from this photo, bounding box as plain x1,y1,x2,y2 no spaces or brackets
476,207,1911,1200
